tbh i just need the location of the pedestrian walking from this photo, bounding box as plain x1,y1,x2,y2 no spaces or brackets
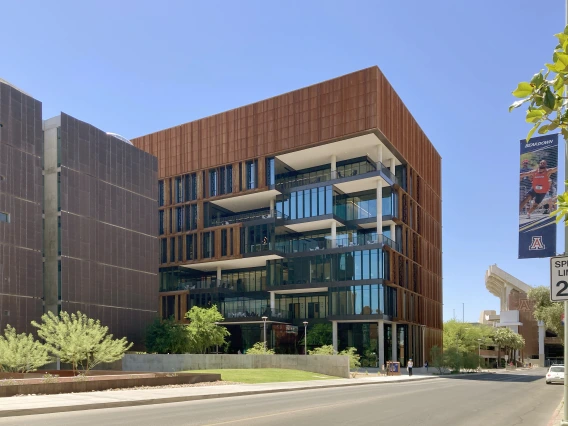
408,358,414,376
424,360,429,372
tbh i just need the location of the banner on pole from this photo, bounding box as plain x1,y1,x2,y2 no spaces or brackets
519,134,559,259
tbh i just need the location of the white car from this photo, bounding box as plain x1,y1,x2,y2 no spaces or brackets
546,365,564,384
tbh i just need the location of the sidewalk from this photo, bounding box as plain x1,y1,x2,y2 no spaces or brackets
0,374,438,418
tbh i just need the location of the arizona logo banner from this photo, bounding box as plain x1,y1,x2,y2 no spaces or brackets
519,133,558,259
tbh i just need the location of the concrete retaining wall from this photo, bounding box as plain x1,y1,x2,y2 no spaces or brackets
123,354,351,379
0,373,220,397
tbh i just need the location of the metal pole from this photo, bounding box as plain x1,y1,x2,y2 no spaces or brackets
303,321,308,355
478,342,481,369
560,4,568,426
563,301,568,426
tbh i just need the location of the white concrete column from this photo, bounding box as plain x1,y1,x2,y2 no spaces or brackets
378,321,385,369
332,321,338,354
392,323,398,362
390,223,396,243
270,291,275,310
270,198,275,216
331,221,337,248
377,180,383,235
504,285,512,312
389,157,395,174
538,320,545,366
216,266,222,283
331,154,337,179
377,144,383,164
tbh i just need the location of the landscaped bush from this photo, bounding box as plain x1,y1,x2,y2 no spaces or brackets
245,342,275,355
308,345,361,370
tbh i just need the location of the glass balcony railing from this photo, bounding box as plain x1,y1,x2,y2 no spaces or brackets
223,307,290,321
210,210,288,227
274,161,398,191
274,233,401,254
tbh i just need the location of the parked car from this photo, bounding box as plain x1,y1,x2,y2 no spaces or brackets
546,365,564,384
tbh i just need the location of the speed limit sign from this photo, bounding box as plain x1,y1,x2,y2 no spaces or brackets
550,255,568,301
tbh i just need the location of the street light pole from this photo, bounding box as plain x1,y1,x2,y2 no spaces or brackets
262,316,268,352
477,339,482,369
303,321,308,355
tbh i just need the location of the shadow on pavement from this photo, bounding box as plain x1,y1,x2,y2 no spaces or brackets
442,372,542,383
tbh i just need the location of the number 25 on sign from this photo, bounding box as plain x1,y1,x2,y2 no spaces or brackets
550,255,568,301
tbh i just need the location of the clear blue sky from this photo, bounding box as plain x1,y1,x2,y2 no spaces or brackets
1,0,565,322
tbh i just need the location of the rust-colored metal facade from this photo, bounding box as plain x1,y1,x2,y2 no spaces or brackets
57,113,158,348
133,66,442,355
0,81,44,333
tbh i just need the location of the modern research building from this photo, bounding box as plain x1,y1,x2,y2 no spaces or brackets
134,66,442,367
0,79,158,348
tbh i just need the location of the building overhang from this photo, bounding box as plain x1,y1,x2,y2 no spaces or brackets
276,133,402,172
181,255,282,272
283,217,344,233
211,189,281,213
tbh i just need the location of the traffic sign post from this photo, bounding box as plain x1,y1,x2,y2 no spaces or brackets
552,253,568,426
550,255,568,301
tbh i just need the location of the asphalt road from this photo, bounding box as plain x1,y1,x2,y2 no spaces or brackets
0,368,562,426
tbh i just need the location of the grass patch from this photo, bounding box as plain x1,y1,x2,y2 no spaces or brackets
183,368,339,384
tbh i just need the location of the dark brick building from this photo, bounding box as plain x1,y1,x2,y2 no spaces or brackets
43,113,159,348
0,80,44,333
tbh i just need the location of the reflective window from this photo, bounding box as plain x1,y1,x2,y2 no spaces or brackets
0,212,9,223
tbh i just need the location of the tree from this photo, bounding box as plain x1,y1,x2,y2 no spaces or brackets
302,323,332,347
308,345,361,370
246,342,275,355
492,327,525,366
32,311,133,372
528,286,564,340
429,346,447,374
443,320,493,353
184,305,230,354
0,326,51,373
145,317,191,354
509,24,568,222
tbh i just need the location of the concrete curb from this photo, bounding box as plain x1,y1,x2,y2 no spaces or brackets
0,376,439,418
548,399,563,426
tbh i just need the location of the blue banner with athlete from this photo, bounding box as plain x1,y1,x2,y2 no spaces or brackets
519,133,558,259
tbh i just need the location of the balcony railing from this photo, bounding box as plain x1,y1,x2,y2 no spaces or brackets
274,232,401,254
274,161,398,191
160,277,237,292
223,307,290,321
210,210,288,227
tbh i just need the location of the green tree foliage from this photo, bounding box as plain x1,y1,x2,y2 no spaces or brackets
443,320,494,353
429,345,448,374
245,342,275,355
492,327,525,364
528,286,564,340
509,25,568,222
32,311,133,372
0,326,51,373
145,317,191,354
308,345,361,370
339,347,361,370
184,305,230,354
308,345,335,355
303,323,332,347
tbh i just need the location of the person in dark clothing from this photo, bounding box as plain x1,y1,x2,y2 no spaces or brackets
408,358,414,376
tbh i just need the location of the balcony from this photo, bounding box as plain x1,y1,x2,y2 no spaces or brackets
160,277,238,292
210,209,288,227
274,160,398,192
274,233,400,254
223,307,290,322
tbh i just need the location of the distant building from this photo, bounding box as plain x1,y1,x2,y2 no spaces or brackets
483,264,562,366
0,79,159,348
0,80,43,332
